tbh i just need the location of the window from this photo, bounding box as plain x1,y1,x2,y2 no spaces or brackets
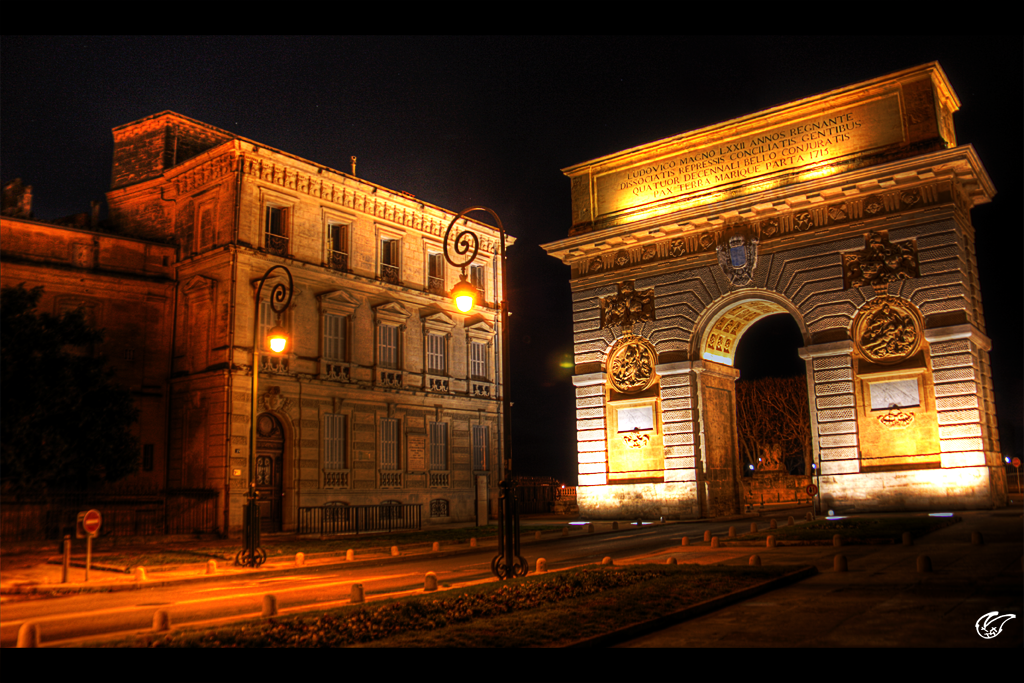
259,300,275,351
325,414,347,470
426,333,447,375
198,204,215,251
324,313,348,362
380,418,399,470
328,223,349,271
265,206,288,256
380,238,400,284
430,499,449,517
470,264,486,298
470,341,487,379
427,252,444,295
472,425,489,471
378,324,399,369
430,422,448,470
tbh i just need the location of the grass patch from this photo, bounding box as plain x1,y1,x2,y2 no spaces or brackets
120,563,803,648
727,515,959,545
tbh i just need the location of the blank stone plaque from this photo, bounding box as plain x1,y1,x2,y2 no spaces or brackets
617,406,653,432
869,379,920,411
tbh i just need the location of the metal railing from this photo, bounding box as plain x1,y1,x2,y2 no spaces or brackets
297,503,422,535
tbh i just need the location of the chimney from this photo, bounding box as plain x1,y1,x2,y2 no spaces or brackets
2,178,33,218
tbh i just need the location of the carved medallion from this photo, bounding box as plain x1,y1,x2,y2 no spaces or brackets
842,231,919,290
716,228,758,288
878,407,915,429
600,281,655,329
608,336,657,393
854,296,922,364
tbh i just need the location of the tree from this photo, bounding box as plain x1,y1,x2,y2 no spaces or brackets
735,375,812,475
1,284,139,497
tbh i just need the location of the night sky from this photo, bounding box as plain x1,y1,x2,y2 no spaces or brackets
2,36,1020,484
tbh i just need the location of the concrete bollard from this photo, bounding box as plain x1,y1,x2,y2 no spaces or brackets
766,535,776,548
535,531,542,540
749,555,761,566
601,556,613,565
562,527,568,536
681,536,689,546
16,622,40,648
833,535,843,547
750,522,758,533
536,558,547,573
351,583,365,603
588,523,594,534
346,549,354,561
917,555,932,573
770,518,778,529
787,516,795,527
391,545,400,557
262,594,278,617
666,557,677,565
711,537,720,548
902,532,913,546
703,530,711,542
471,537,478,547
206,559,217,575
135,566,148,582
834,554,848,572
806,512,814,521
424,571,438,591
612,521,619,530
728,526,735,538
295,552,305,567
153,609,170,631
972,531,984,546
432,542,440,552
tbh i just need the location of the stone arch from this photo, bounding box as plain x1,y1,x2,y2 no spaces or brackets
254,409,297,532
691,290,810,368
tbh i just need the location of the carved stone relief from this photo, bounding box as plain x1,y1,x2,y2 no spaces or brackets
842,231,919,290
608,335,657,393
853,296,923,364
600,281,655,329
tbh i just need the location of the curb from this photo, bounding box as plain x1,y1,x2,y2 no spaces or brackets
564,564,819,648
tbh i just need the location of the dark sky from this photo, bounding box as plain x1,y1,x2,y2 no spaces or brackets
2,36,1020,483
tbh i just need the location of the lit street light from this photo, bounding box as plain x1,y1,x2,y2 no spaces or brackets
443,207,526,579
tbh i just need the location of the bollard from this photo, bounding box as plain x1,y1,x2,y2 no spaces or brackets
703,530,711,542
711,537,720,548
728,526,735,538
681,536,689,546
562,527,568,536
902,532,913,546
971,531,984,546
424,571,438,591
766,535,776,548
601,556,613,565
806,512,814,521
535,531,542,540
391,545,400,557
16,622,40,648
432,542,440,552
346,549,354,561
833,534,843,547
666,557,677,565
471,537,478,547
588,523,594,534
62,535,70,584
917,555,932,573
749,555,761,566
536,558,547,573
351,583,365,603
262,594,278,617
135,566,148,582
787,516,794,527
661,516,666,524
834,554,848,572
295,552,305,567
153,609,170,631
750,522,758,533
612,521,619,530
770,518,777,530
207,559,217,575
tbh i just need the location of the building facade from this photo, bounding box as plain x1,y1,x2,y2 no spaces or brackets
3,112,509,535
543,64,1005,518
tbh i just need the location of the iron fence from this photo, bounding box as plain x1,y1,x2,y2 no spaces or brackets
0,489,219,541
298,503,421,535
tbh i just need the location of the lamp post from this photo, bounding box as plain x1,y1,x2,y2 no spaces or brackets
236,265,293,568
443,207,526,579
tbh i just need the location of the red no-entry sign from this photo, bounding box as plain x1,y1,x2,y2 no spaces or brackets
82,509,102,536
806,484,819,496
1012,457,1021,468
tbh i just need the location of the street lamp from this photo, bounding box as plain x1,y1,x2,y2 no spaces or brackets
236,265,293,568
443,207,526,579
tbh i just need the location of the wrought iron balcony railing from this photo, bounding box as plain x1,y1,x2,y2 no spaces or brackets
329,250,349,272
265,233,288,257
379,263,401,285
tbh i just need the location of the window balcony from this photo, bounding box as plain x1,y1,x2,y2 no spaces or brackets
427,276,445,296
429,471,450,488
265,233,289,257
379,471,403,488
427,376,450,394
329,250,349,273
324,470,349,488
320,360,351,382
379,263,401,285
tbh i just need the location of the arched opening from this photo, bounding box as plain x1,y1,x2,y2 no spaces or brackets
254,412,285,532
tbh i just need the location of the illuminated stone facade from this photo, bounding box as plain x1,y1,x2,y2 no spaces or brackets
544,64,1004,517
5,112,508,534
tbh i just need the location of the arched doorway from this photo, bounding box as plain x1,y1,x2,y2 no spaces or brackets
254,412,284,533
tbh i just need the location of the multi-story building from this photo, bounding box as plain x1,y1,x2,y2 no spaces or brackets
3,112,509,535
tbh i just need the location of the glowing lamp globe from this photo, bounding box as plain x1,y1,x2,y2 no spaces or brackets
268,326,289,353
451,276,478,313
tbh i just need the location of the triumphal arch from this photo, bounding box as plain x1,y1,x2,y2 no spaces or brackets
542,64,1004,518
